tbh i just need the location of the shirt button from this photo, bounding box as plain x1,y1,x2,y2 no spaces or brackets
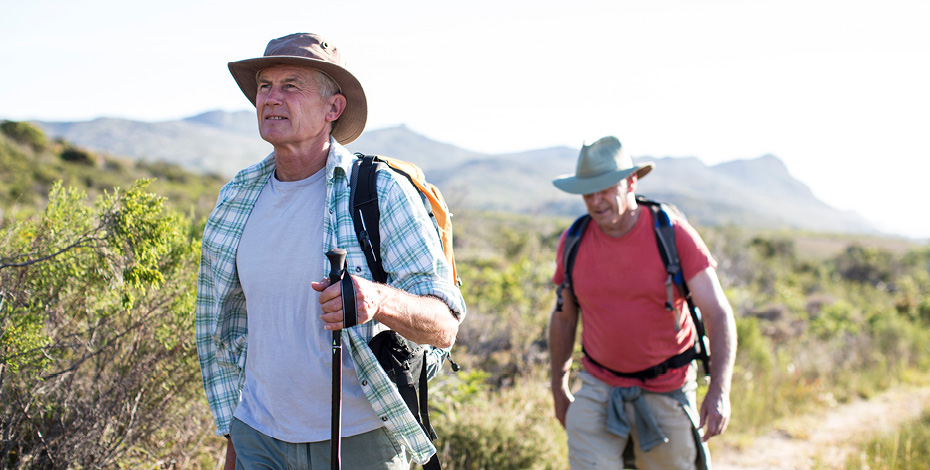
361,380,367,386
329,208,334,214
381,416,388,422
356,267,362,272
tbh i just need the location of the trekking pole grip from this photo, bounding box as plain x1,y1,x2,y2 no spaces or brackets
327,249,346,285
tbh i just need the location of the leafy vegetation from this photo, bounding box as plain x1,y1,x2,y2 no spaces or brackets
429,369,566,470
0,181,211,468
1,121,929,468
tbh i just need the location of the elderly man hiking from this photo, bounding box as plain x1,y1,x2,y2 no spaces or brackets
196,33,465,469
548,136,737,469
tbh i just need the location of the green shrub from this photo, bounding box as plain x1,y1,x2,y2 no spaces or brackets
0,121,48,152
0,181,210,468
430,370,567,470
454,217,558,379
59,145,98,166
809,299,861,339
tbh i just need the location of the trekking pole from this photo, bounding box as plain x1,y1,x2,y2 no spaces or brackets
326,248,347,470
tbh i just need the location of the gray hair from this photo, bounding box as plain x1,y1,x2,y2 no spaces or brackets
310,69,341,98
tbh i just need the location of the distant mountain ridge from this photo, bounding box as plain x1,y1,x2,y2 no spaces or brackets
34,110,875,234
37,112,271,177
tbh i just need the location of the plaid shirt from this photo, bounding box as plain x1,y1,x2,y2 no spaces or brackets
195,138,465,465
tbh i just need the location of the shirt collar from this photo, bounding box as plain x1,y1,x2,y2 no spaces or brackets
325,135,356,183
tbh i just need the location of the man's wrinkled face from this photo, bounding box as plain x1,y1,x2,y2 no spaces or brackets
255,65,342,148
583,177,633,230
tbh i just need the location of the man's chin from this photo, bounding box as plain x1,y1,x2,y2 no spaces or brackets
259,131,288,146
590,213,618,227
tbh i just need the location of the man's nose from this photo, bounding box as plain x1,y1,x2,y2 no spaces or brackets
264,85,284,103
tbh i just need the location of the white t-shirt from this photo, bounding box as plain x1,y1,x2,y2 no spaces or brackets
234,169,382,442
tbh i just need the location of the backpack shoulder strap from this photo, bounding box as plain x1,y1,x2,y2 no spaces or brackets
637,196,683,309
349,154,389,283
637,195,711,377
556,214,590,311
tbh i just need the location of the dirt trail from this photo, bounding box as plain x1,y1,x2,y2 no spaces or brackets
712,385,930,470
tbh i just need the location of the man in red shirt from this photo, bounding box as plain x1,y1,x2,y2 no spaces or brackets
549,136,737,469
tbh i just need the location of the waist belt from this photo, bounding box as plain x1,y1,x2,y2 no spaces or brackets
583,343,698,382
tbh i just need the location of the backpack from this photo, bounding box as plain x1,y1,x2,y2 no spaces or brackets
558,195,711,379
349,153,458,470
348,153,458,285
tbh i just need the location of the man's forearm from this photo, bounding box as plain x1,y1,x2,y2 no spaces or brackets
373,284,459,348
687,268,737,394
549,307,578,388
706,304,737,396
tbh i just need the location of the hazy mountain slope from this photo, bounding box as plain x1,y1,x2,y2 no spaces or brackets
37,115,272,177
348,124,490,171
31,111,877,234
431,148,873,233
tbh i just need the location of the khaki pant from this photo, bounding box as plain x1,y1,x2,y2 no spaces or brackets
565,371,706,470
230,418,411,470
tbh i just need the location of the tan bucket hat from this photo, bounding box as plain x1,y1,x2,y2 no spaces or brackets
552,136,654,194
228,33,367,145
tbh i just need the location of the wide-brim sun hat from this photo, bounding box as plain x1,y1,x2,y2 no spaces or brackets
228,33,367,145
552,136,654,194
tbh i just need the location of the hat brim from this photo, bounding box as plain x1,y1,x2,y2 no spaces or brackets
552,164,654,195
228,56,367,145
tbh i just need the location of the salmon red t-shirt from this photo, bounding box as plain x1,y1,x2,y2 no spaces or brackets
553,206,716,392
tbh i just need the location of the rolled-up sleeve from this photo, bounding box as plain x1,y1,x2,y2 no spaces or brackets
376,171,466,320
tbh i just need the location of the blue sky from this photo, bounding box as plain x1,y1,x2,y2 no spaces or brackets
1,0,928,239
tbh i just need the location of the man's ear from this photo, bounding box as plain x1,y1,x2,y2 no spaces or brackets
628,174,638,192
326,94,347,122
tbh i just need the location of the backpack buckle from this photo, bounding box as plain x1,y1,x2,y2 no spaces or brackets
665,274,681,332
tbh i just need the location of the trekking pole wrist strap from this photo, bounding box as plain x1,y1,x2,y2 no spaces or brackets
341,271,358,329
